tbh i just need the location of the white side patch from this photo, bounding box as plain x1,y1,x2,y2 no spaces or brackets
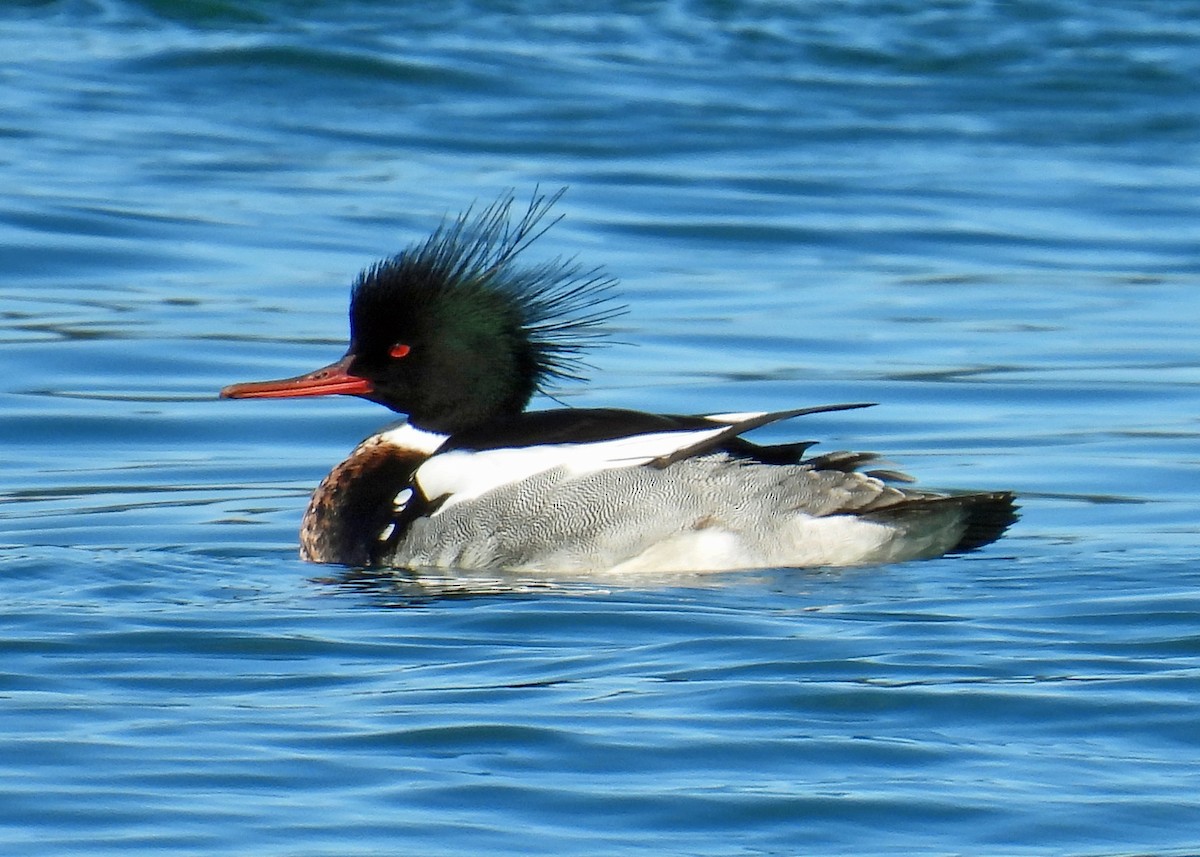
415,426,730,513
607,516,903,574
606,529,748,574
778,515,897,567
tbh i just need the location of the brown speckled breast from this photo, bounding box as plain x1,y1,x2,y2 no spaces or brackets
300,434,429,566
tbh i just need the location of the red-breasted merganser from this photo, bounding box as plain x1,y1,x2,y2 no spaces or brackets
221,190,1017,572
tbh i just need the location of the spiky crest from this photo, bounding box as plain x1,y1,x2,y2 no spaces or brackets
351,188,624,397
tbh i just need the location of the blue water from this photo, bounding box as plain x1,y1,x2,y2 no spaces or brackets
3,1,1200,854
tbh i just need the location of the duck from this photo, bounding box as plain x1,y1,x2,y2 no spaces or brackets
221,190,1017,573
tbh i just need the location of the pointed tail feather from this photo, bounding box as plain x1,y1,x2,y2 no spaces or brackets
862,491,1019,555
947,491,1019,553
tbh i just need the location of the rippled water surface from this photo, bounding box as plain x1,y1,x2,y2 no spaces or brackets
3,2,1199,855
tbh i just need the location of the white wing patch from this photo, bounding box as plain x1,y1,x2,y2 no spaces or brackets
703,411,767,424
414,426,730,513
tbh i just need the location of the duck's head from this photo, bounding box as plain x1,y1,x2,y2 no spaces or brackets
220,190,623,434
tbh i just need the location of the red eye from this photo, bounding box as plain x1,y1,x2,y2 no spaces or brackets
389,343,411,359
